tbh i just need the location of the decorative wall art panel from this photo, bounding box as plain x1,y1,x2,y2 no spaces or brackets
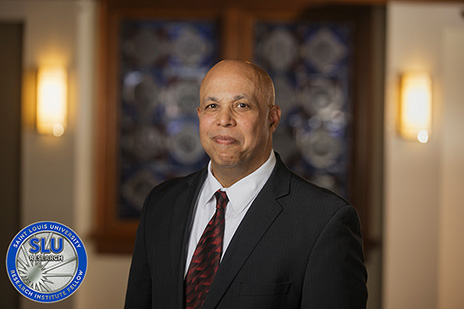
254,22,352,196
118,20,219,218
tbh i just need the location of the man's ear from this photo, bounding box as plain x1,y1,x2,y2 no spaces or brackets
269,105,281,133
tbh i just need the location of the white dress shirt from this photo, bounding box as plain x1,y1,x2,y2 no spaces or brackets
184,151,276,275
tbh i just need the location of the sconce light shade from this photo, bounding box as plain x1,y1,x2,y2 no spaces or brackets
399,72,432,143
37,66,67,137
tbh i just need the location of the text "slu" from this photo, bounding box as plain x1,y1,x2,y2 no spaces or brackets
29,238,64,254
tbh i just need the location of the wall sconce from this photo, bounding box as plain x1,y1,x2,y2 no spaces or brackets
399,72,432,143
36,66,68,137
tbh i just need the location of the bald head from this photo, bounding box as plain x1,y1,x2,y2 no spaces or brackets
200,60,275,107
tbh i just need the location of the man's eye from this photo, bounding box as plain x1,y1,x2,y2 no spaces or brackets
206,103,218,109
237,103,249,108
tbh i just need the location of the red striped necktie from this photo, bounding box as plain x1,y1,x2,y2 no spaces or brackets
185,190,228,309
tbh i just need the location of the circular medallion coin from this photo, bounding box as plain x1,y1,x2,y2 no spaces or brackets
6,221,87,303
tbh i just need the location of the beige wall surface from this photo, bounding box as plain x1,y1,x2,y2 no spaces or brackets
383,2,464,309
0,1,131,309
438,28,464,309
1,1,79,309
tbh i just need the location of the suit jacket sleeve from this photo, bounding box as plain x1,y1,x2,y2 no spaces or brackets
125,190,153,308
301,205,368,308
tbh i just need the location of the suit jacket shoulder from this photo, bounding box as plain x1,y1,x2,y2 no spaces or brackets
125,168,207,309
269,154,352,222
142,168,207,218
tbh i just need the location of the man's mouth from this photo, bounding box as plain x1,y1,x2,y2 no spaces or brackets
212,135,238,145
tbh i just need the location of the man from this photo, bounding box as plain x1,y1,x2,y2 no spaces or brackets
125,60,368,308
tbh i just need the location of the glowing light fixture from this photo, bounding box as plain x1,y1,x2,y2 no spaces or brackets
399,72,432,143
37,66,67,137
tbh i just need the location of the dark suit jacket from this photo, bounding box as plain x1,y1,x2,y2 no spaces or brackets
125,154,368,308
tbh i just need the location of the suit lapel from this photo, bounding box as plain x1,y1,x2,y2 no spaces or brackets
202,156,291,309
169,169,207,309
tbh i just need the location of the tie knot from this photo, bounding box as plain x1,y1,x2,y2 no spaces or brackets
214,190,228,210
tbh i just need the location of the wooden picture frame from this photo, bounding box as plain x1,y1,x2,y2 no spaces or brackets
94,1,382,256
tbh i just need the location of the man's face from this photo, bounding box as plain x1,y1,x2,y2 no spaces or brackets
198,62,280,179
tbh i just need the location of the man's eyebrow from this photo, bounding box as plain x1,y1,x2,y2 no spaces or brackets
202,96,219,105
201,94,253,105
233,95,247,101
234,94,258,105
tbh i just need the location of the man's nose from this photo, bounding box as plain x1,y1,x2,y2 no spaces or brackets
217,107,236,127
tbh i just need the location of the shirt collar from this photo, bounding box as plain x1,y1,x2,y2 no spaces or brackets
202,151,276,216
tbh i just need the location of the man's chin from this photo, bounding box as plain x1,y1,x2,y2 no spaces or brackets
211,158,240,169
